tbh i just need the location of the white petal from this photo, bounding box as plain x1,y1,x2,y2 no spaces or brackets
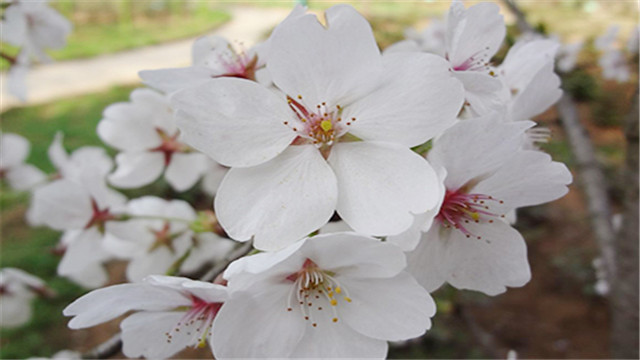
215,145,337,251
64,283,190,328
473,150,572,211
139,66,221,94
453,71,505,116
337,272,436,341
164,152,208,192
121,311,198,359
290,315,389,358
57,228,110,288
47,132,69,171
267,4,382,106
7,60,29,101
447,2,505,67
428,116,534,189
387,211,435,251
346,52,463,147
405,227,449,293
329,141,439,236
171,78,296,168
1,132,30,168
211,282,305,358
1,293,33,328
303,233,406,279
6,164,46,191
443,220,531,295
30,179,93,230
200,160,228,196
98,98,164,152
508,61,562,121
108,152,165,189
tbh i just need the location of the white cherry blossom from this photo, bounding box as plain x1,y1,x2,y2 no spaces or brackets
98,88,209,191
212,232,435,358
64,275,228,359
29,159,126,288
104,196,232,282
140,35,270,94
0,268,51,328
395,117,572,295
172,4,464,250
0,132,46,191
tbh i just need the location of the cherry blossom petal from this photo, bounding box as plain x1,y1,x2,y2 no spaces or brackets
452,70,505,116
108,152,165,189
405,227,450,293
212,282,306,358
139,67,221,94
6,164,46,191
303,233,406,279
164,152,208,192
329,141,439,236
215,145,337,251
443,220,531,295
1,293,33,327
64,283,190,328
172,78,296,167
267,5,382,106
508,61,562,121
57,228,110,288
289,315,388,358
98,100,163,152
346,52,463,147
428,117,534,189
30,179,93,230
337,272,435,341
473,150,572,211
121,311,201,359
447,2,505,67
1,132,30,168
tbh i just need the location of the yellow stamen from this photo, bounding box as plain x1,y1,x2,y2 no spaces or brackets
330,299,337,306
320,120,333,132
344,297,352,303
335,287,342,294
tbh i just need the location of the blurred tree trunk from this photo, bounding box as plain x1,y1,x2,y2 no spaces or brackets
610,90,639,359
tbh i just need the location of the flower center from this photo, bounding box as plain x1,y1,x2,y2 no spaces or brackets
448,47,492,73
214,44,258,80
84,199,115,232
147,222,181,253
284,96,356,157
165,295,223,348
436,189,504,238
285,259,352,328
151,128,189,166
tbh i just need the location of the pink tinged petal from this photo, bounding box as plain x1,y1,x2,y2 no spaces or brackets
164,152,208,192
267,4,383,106
63,283,190,329
508,61,562,121
211,282,306,358
57,228,110,288
473,150,572,211
329,141,439,236
346,52,464,147
108,152,165,189
443,220,531,296
452,70,505,116
30,179,93,230
428,117,534,190
139,67,222,94
405,227,449,293
289,314,389,358
171,78,296,167
215,145,337,251
120,311,200,359
303,233,407,279
1,132,30,168
6,164,46,191
447,2,505,67
337,272,436,341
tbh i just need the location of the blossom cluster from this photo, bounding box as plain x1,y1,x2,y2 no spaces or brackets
0,2,582,358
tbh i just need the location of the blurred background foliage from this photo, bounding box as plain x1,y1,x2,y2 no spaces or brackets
0,0,638,359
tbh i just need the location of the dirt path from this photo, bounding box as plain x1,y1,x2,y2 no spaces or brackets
0,6,291,112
